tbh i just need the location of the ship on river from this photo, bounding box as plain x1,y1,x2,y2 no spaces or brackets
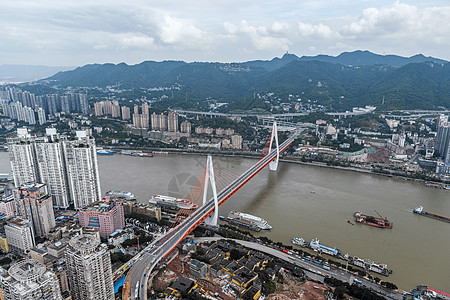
220,211,272,231
309,238,341,257
349,256,392,276
149,195,198,211
105,190,136,201
291,237,307,247
354,211,393,229
413,206,450,224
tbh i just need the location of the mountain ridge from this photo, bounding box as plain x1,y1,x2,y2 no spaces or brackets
41,51,450,110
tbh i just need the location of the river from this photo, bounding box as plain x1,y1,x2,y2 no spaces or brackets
0,152,448,291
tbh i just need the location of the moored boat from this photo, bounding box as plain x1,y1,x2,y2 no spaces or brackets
105,190,136,201
291,237,307,247
227,211,272,230
138,152,153,157
309,238,341,256
97,148,114,155
149,194,198,210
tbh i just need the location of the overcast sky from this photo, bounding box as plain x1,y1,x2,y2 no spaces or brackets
1,0,450,66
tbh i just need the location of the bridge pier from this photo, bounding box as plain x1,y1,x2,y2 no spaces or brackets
268,121,280,171
202,155,219,226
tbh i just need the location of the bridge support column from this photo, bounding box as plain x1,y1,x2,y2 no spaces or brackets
202,155,219,226
268,121,279,171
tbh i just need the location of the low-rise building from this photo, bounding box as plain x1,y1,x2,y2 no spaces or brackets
188,259,208,278
123,201,161,221
78,201,125,238
5,217,35,254
0,235,8,252
107,228,134,246
164,277,198,297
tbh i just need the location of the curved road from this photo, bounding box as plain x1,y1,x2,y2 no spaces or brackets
196,237,403,300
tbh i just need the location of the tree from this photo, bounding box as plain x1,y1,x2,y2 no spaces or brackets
230,248,243,260
333,286,347,299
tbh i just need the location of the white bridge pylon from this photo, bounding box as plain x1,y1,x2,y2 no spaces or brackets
268,120,279,171
202,155,219,226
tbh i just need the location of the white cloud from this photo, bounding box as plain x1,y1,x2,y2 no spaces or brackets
224,21,291,52
1,0,450,65
298,22,337,39
158,15,204,46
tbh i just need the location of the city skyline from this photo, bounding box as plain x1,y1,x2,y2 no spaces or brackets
1,1,450,66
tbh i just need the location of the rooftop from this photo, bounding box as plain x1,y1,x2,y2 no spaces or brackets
7,217,31,227
8,259,46,283
81,201,121,213
68,234,100,254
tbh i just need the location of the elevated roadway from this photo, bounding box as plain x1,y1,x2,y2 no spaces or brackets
122,131,298,299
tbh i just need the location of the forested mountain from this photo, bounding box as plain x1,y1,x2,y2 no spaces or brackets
44,51,450,110
299,50,447,66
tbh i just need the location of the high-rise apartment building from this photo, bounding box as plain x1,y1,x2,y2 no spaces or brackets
142,102,149,116
60,96,70,114
132,113,140,128
121,106,130,120
78,200,125,238
159,113,167,131
141,113,149,129
435,114,450,162
4,217,35,254
0,259,62,300
8,128,101,210
0,185,15,218
180,120,191,136
167,111,178,132
34,128,70,208
102,100,113,115
231,134,243,149
133,105,139,115
65,234,114,300
38,107,46,125
94,102,103,116
151,112,159,130
8,128,39,187
14,182,55,237
63,131,101,210
111,103,121,118
132,113,149,129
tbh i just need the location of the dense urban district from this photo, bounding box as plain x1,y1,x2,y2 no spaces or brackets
0,53,449,300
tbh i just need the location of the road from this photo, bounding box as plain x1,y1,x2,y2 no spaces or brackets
122,131,299,299
196,237,403,300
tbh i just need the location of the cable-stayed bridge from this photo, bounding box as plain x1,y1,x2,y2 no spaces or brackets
120,124,299,299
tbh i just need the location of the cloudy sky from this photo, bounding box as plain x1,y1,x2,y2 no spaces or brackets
1,0,450,66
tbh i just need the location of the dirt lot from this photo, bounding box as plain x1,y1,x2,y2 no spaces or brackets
266,270,329,300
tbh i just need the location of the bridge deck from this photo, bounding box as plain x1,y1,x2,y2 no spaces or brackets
121,131,298,300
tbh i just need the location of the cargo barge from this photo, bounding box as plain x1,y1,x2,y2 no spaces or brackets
413,206,450,223
354,211,393,229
